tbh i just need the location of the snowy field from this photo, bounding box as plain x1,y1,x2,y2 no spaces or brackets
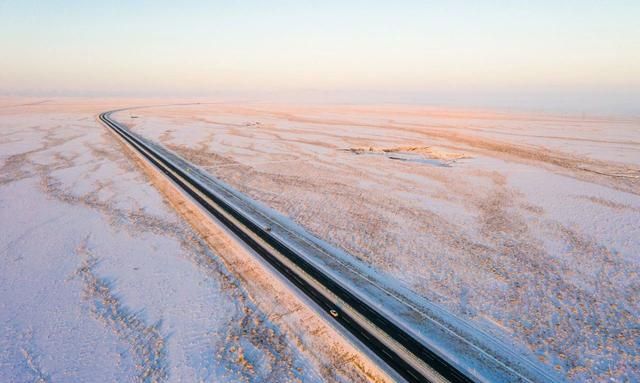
0,99,381,383
114,103,640,382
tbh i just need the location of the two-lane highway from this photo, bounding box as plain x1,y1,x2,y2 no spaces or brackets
100,110,470,382
100,108,560,383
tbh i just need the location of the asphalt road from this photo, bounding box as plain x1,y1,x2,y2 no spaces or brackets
100,110,477,383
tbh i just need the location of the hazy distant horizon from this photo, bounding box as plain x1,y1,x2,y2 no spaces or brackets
1,1,638,116
2,88,638,117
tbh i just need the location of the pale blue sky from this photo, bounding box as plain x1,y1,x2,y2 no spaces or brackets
1,1,638,112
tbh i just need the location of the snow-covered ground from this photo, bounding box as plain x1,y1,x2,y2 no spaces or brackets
114,103,640,382
0,99,381,382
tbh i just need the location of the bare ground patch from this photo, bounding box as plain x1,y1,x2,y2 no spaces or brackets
344,145,470,166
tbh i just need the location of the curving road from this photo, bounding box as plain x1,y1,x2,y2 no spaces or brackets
100,108,557,383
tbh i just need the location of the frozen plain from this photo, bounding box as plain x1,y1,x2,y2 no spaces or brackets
0,99,382,383
113,103,640,382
